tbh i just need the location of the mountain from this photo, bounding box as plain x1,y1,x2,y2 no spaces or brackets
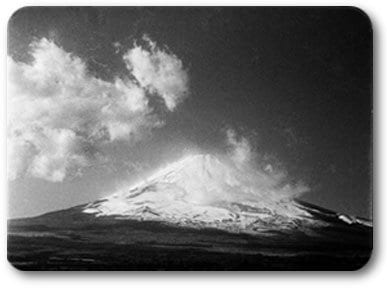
83,154,370,234
8,154,372,270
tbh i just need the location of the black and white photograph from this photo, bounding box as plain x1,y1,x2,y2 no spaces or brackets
7,7,372,270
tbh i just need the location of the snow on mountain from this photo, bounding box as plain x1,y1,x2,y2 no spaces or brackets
83,154,365,234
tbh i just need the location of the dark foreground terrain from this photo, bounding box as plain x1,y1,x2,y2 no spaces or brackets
8,202,372,271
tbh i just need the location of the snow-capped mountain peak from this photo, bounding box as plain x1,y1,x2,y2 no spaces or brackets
83,154,366,234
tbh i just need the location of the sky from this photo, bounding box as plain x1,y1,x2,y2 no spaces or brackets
7,7,372,219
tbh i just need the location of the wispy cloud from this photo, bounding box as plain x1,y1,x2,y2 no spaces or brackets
226,128,254,166
224,128,309,199
7,37,189,182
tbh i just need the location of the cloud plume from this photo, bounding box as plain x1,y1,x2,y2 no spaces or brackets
226,128,254,166
224,128,309,199
7,37,189,182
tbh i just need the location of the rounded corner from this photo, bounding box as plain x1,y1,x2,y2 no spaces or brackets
7,6,34,32
352,248,374,271
7,256,27,272
345,6,373,35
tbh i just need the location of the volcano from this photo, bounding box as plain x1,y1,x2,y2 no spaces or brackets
8,154,372,270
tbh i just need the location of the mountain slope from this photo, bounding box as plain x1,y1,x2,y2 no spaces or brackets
8,154,372,270
83,154,370,235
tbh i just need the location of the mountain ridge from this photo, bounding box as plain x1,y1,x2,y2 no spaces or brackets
82,153,371,234
7,153,372,270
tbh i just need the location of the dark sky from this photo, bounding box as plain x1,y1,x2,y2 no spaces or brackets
8,7,372,218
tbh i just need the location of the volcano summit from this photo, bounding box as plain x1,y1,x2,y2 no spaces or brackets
8,154,372,270
83,154,366,234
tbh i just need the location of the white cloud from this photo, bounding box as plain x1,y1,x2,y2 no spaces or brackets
123,36,189,111
225,128,309,199
226,128,254,166
7,37,188,182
